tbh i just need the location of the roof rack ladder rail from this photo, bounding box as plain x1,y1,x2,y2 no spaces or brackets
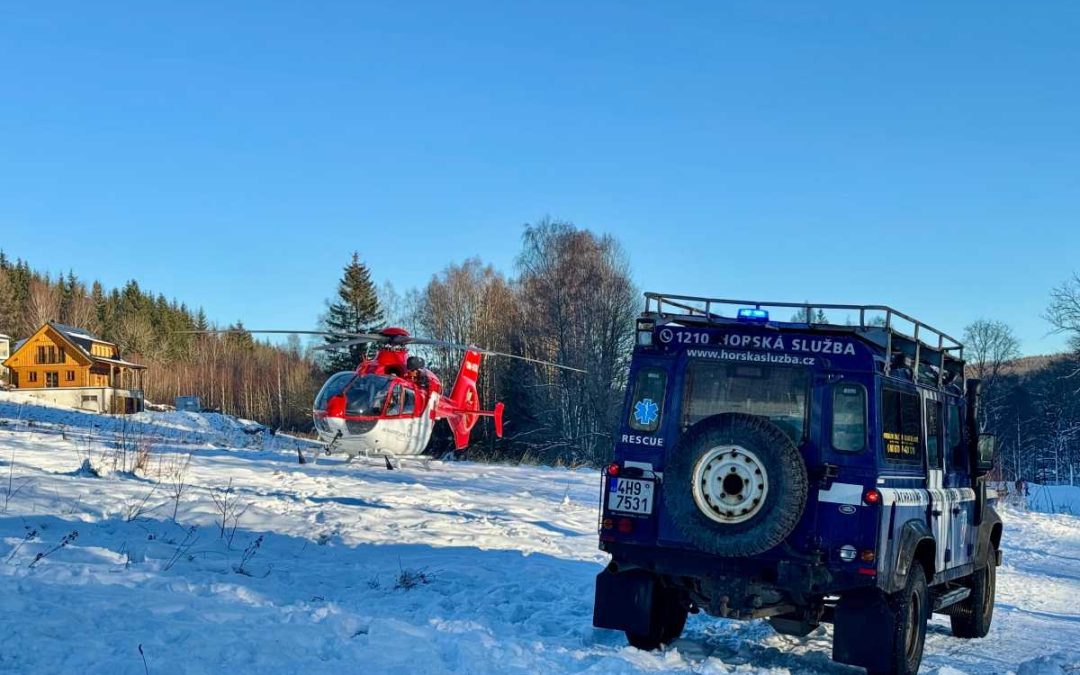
884,311,893,376
913,323,922,384
938,335,946,388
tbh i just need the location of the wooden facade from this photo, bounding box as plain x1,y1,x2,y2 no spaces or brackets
1,323,146,393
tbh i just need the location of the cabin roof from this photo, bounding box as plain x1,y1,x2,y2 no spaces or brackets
3,323,142,371
47,321,111,354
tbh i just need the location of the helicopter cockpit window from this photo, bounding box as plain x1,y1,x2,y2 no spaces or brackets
402,388,416,416
314,372,356,411
343,375,392,416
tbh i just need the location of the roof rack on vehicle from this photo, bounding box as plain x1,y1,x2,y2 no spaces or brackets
643,292,965,388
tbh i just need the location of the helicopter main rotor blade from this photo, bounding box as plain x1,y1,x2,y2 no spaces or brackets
405,337,587,373
311,337,383,351
177,329,389,341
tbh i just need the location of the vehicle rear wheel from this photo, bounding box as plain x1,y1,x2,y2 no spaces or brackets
876,564,929,675
950,557,996,638
625,583,688,651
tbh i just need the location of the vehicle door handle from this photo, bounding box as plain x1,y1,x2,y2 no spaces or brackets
951,507,962,515
931,509,943,516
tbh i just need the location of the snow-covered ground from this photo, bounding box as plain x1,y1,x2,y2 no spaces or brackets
1,394,1078,674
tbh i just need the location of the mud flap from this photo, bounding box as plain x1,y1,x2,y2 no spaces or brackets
592,568,654,635
833,591,897,672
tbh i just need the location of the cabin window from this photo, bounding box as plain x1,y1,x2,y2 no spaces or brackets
66,370,75,382
37,346,46,364
402,388,416,415
831,383,866,452
59,348,66,363
385,385,403,416
628,367,667,432
882,387,922,463
45,372,59,388
29,372,38,383
683,362,809,442
925,399,942,470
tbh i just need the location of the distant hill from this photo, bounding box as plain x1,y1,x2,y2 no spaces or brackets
999,352,1072,377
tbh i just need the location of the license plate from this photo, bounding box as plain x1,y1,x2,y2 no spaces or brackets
607,477,655,515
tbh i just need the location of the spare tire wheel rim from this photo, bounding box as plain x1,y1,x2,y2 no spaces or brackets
691,445,768,525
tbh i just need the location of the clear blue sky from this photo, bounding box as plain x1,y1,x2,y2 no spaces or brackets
2,2,1078,355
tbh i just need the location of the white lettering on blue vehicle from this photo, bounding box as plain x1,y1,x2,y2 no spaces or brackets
621,433,664,447
718,334,857,356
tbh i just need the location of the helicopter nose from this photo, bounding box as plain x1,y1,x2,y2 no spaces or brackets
319,415,378,437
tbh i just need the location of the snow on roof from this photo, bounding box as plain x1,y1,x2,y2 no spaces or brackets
93,356,146,369
48,322,104,342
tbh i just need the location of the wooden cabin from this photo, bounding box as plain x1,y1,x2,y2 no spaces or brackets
1,322,146,413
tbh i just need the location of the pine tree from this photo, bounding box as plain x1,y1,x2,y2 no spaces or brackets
322,252,384,372
0,267,18,336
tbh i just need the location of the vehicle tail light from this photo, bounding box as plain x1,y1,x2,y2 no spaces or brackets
606,463,620,477
617,518,634,534
863,488,882,505
602,518,614,530
857,568,877,576
860,549,876,563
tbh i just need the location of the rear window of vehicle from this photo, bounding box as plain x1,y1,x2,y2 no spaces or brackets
682,361,809,442
832,383,866,452
882,387,922,463
628,367,667,432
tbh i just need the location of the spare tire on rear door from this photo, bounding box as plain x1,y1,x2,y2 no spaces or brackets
664,412,808,557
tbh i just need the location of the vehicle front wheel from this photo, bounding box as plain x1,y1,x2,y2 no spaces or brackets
625,583,688,651
950,557,996,638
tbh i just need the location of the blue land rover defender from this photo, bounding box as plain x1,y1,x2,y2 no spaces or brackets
594,293,1001,675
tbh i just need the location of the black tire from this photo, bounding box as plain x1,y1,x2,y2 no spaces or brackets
663,413,808,556
625,583,688,651
874,564,930,675
950,557,996,638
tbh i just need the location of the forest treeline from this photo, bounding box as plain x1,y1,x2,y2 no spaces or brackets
0,251,321,431
967,276,1080,486
3,232,1080,473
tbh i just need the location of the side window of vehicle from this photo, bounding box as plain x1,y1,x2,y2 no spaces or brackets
832,383,866,452
628,367,667,432
402,388,416,416
386,385,402,416
882,387,922,463
947,403,965,472
925,399,942,470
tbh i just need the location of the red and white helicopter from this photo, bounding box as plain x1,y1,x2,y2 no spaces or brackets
198,326,582,463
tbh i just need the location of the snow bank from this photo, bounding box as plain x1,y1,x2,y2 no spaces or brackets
1025,484,1080,515
0,391,312,451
